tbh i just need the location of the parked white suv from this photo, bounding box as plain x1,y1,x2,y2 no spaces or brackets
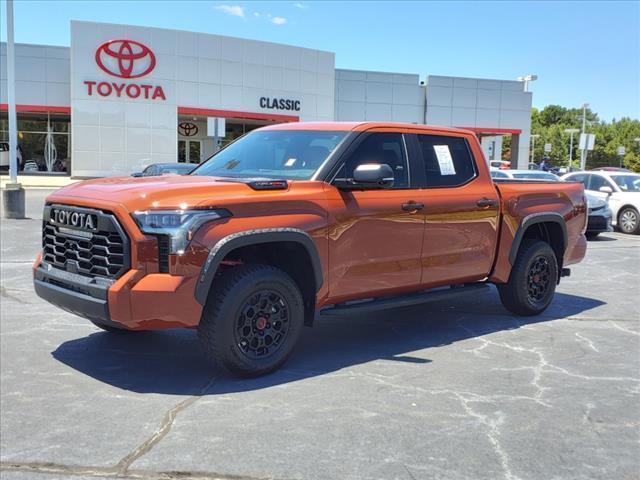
562,171,640,234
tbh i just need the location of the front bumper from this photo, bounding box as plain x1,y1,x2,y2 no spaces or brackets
33,263,122,329
587,208,613,233
33,261,204,330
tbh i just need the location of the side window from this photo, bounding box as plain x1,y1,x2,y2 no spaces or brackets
567,173,587,187
587,175,612,191
490,170,509,179
340,133,409,188
417,135,476,187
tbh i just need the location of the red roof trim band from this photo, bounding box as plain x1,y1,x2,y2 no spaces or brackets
178,106,299,123
0,104,71,114
457,126,522,135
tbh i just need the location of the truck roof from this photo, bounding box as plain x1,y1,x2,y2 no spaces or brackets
260,121,474,135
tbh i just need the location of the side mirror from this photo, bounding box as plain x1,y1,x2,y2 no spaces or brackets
351,163,395,189
599,186,613,194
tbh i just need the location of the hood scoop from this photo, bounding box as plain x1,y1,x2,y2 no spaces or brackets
214,177,289,191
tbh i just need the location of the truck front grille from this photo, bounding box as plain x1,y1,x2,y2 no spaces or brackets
42,205,130,279
157,235,171,273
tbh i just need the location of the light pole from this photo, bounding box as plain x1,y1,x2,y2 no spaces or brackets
530,134,540,165
2,0,25,219
517,74,538,92
564,128,579,170
579,103,589,170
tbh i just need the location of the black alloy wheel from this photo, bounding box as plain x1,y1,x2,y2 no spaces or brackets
235,289,291,360
526,256,552,304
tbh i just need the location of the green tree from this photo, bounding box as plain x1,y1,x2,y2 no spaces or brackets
529,105,640,172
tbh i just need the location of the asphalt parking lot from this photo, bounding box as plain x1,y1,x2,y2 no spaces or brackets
1,189,639,480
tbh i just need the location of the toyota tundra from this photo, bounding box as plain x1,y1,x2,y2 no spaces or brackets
34,122,588,376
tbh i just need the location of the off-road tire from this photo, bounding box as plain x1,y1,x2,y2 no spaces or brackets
618,207,640,235
198,264,304,377
497,240,558,316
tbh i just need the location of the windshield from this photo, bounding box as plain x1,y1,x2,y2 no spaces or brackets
512,172,559,181
610,175,640,192
192,130,347,180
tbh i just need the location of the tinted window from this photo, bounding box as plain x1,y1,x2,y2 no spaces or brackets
610,175,640,192
587,175,613,191
338,133,409,188
417,135,476,187
566,173,588,186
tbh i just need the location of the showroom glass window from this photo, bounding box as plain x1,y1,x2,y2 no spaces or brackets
0,112,71,175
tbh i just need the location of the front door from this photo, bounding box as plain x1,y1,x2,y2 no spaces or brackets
411,133,500,287
178,140,202,164
326,131,426,303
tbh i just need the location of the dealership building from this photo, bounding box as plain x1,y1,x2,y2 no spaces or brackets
0,20,533,179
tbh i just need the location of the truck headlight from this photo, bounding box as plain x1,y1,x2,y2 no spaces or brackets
132,209,230,254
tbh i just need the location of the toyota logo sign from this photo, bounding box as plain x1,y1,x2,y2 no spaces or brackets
95,39,156,79
85,39,166,101
178,122,199,137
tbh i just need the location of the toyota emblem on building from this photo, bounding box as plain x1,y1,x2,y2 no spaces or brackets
178,122,199,137
95,39,156,79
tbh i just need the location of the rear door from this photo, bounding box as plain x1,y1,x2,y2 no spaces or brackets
409,133,500,288
325,131,426,302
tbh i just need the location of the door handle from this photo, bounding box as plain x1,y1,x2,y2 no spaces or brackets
476,198,497,208
402,202,425,212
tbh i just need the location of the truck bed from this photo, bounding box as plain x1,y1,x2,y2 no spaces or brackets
490,179,587,284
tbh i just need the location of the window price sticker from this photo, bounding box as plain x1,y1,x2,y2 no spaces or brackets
433,145,456,176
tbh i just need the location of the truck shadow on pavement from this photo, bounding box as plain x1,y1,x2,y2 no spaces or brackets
52,288,605,395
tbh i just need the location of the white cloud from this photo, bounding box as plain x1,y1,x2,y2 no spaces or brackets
292,2,309,9
214,5,246,19
270,16,288,25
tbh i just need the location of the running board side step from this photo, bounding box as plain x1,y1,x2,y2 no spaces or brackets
319,283,490,317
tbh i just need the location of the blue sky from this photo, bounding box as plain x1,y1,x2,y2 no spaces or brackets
1,0,638,121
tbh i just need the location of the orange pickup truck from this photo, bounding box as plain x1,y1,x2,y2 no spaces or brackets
34,122,588,376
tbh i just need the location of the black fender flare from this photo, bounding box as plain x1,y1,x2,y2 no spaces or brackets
508,212,568,265
195,228,323,305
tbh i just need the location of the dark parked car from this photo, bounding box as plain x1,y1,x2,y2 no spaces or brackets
132,163,195,177
584,191,613,239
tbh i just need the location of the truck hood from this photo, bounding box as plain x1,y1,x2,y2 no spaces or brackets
47,175,275,212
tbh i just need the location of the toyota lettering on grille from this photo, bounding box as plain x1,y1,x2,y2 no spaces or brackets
50,209,98,231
